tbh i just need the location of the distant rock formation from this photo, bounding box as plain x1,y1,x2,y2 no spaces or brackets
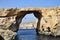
19,22,37,29
0,6,60,40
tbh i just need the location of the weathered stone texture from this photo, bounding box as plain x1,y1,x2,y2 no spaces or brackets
39,7,60,36
0,6,60,40
0,29,16,40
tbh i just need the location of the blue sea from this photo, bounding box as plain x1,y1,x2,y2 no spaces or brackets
15,29,60,40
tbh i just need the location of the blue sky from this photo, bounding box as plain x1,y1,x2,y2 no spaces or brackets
0,0,60,8
0,0,60,22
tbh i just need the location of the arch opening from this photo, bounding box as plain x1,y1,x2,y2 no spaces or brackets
20,13,37,29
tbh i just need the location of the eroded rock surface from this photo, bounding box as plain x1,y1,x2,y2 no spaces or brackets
0,6,60,40
39,7,60,36
0,29,16,40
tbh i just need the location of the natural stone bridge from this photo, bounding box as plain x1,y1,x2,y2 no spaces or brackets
0,6,60,40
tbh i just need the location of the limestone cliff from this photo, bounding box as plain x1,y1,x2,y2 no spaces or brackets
0,6,60,40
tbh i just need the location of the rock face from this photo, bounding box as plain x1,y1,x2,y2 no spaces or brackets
0,6,60,40
0,29,16,40
39,7,60,36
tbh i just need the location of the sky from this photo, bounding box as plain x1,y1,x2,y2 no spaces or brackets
0,0,60,23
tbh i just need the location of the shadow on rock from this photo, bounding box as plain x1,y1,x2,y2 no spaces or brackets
14,35,19,40
0,36,4,40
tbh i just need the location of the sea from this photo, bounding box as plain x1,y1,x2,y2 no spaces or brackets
15,29,60,40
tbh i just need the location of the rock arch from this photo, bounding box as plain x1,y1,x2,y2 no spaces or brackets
15,11,42,34
0,7,60,40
